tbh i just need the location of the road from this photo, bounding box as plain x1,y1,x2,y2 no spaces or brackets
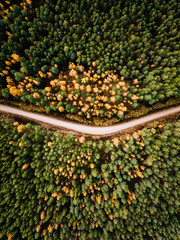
0,104,180,135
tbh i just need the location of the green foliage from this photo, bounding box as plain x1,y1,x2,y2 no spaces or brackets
0,118,179,239
14,72,25,81
51,67,59,75
0,0,179,118
1,88,11,98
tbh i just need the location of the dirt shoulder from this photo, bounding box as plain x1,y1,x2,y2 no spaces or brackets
1,109,179,140
0,97,180,126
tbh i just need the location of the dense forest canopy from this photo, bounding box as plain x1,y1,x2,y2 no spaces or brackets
0,0,179,120
0,118,180,239
0,1,180,239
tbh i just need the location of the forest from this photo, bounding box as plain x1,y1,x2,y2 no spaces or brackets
0,0,180,239
0,0,179,122
0,118,180,239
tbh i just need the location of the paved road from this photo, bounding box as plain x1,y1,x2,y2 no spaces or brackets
0,104,180,135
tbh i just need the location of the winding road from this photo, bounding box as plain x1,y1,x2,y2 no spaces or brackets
0,104,180,135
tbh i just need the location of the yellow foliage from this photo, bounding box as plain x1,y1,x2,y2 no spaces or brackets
72,220,78,230
54,169,58,175
42,229,47,236
78,65,84,72
136,169,144,178
69,63,76,69
22,163,29,170
92,61,96,67
132,132,139,139
19,142,24,147
33,92,40,99
7,232,13,240
112,137,120,146
6,76,13,84
48,142,52,147
90,163,95,169
17,124,25,133
69,189,74,197
58,106,65,112
57,94,63,101
133,78,139,84
140,165,145,170
59,80,66,85
47,72,53,78
13,122,19,126
54,223,58,230
96,196,101,204
86,85,92,93
2,70,9,75
52,192,57,198
36,225,41,232
45,87,51,92
33,80,40,85
11,53,20,62
38,71,46,78
40,211,45,220
9,86,21,97
44,195,48,201
47,225,53,233
5,61,12,66
69,69,77,77
131,94,139,101
79,136,85,143
61,85,66,91
7,32,11,37
59,167,64,172
108,213,113,220
57,193,63,200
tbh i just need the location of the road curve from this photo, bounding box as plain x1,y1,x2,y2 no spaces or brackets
0,104,180,135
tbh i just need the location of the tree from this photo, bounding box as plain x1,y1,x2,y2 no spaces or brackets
51,67,59,74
